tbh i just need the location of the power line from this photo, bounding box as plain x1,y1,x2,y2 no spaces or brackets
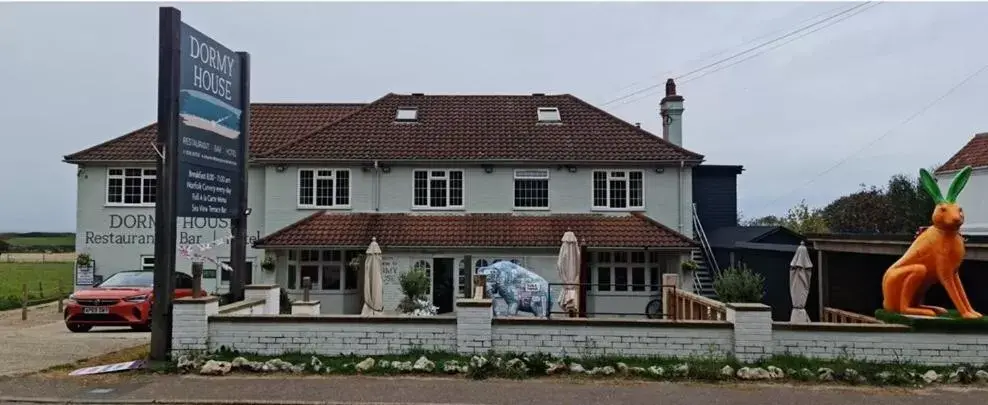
599,2,874,108
599,3,841,100
760,60,988,211
681,2,882,85
607,1,881,110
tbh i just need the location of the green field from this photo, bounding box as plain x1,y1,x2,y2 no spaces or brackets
0,262,74,310
5,235,75,247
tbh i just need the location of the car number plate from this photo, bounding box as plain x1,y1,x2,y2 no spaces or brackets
83,307,109,314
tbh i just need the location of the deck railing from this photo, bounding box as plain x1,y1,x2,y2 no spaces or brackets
822,307,883,324
665,287,727,321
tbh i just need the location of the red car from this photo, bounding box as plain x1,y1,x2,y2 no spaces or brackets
64,270,200,333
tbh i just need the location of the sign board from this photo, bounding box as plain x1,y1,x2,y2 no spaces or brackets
75,264,95,286
69,360,147,376
175,22,247,218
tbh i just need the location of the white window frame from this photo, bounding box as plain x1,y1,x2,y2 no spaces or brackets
285,249,360,292
140,256,155,271
591,251,666,296
412,169,465,210
536,107,561,123
396,107,418,121
513,169,550,210
297,168,351,209
591,170,645,211
106,168,156,207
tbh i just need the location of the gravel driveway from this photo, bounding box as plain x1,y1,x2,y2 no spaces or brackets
0,301,149,376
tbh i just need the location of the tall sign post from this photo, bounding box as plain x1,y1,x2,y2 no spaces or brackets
152,6,250,361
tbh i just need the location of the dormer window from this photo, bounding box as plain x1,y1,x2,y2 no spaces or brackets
537,107,561,123
396,107,418,122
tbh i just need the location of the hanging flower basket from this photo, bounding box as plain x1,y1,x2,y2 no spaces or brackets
261,256,276,271
681,260,699,271
76,253,93,267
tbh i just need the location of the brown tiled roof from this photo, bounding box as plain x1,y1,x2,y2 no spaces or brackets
63,103,366,163
254,212,697,249
259,94,702,162
937,133,988,173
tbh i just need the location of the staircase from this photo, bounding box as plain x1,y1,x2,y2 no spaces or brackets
690,203,719,300
691,250,717,299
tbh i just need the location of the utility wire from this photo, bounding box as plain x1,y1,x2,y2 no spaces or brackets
760,60,988,211
607,1,881,109
600,3,840,100
680,2,882,85
600,2,874,108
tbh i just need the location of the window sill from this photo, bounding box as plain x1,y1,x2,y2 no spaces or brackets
411,207,466,211
591,207,645,212
512,207,550,211
297,206,352,210
104,203,156,208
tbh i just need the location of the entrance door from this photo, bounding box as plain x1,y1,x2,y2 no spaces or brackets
432,258,455,314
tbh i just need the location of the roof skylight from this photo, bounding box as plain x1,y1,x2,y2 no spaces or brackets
537,107,561,122
396,107,418,121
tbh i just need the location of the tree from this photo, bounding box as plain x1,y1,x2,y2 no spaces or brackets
779,200,829,234
820,171,936,234
743,201,828,234
822,186,895,233
0,238,7,259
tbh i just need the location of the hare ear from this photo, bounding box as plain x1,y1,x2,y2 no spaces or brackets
919,168,945,203
946,166,973,203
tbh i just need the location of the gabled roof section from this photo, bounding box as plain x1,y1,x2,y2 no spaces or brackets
253,212,698,249
259,93,704,163
936,132,988,174
63,103,366,164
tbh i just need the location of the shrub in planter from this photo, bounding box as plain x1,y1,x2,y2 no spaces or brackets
713,265,765,303
397,268,435,315
681,259,699,272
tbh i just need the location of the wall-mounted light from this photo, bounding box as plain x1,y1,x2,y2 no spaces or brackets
482,165,494,174
77,167,86,177
245,208,253,216
566,166,578,173
654,168,664,174
381,166,391,174
275,164,286,172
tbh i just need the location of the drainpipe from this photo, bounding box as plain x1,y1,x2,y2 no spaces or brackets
678,160,685,234
373,160,381,212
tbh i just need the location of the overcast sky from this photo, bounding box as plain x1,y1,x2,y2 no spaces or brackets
1,2,986,232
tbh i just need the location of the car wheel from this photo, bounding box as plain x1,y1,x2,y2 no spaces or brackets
67,323,93,333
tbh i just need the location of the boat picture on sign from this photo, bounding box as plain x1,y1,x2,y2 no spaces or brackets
178,89,242,139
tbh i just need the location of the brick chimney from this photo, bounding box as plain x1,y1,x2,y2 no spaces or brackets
660,78,685,146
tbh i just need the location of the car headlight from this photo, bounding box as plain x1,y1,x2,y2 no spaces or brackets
124,295,149,303
67,294,76,301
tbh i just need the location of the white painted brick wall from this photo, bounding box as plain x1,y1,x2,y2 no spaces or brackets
726,304,773,362
244,285,281,315
292,302,322,315
772,328,988,366
172,298,219,355
456,301,493,354
492,321,732,358
208,318,457,356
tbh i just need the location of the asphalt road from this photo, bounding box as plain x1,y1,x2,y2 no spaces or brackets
0,301,149,376
2,374,988,405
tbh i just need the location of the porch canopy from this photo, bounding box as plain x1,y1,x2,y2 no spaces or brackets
253,212,698,250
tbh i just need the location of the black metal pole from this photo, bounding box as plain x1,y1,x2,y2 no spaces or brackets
229,51,251,302
151,6,181,362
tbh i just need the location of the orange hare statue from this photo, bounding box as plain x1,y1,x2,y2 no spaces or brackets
882,165,980,319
